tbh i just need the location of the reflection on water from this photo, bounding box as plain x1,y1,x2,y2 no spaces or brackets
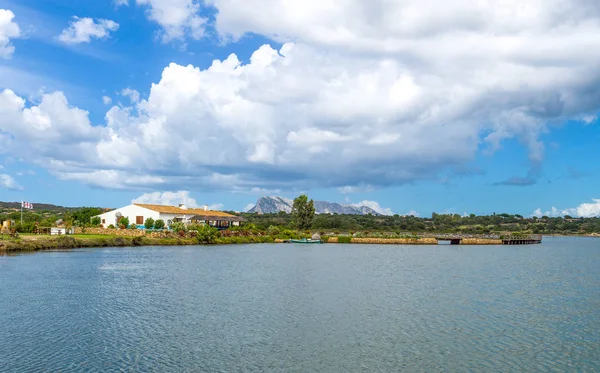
1,238,599,372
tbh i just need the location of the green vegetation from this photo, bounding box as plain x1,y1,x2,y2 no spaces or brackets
144,217,155,230
291,194,315,230
1,197,599,240
154,219,165,230
193,224,220,244
240,210,600,235
337,236,352,243
118,216,130,229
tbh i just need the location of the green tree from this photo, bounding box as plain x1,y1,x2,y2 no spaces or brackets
154,219,165,230
118,216,129,229
91,216,101,226
144,217,155,230
291,194,315,230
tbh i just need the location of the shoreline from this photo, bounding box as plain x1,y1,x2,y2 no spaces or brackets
1,233,597,254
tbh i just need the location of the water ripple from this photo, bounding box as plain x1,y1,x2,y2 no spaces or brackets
1,240,599,372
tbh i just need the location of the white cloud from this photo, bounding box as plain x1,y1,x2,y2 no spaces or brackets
3,1,600,192
132,190,225,210
58,17,119,44
0,173,22,190
120,88,139,103
114,0,129,6
405,210,420,217
102,96,112,105
134,0,206,42
0,9,21,59
582,114,597,125
532,199,600,218
133,190,199,207
207,203,224,210
352,200,394,216
337,185,375,194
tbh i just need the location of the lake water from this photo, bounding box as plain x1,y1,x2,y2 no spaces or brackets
1,237,599,372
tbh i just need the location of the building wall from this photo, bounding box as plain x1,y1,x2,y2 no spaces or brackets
96,205,160,228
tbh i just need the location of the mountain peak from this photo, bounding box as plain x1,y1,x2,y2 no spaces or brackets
247,196,381,215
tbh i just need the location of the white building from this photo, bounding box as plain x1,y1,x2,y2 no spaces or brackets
94,203,243,229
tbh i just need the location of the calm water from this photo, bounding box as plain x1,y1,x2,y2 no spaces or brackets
1,237,599,372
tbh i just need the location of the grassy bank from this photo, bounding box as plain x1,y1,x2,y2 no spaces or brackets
0,234,281,253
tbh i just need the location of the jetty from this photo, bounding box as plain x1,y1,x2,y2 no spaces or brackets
432,234,542,245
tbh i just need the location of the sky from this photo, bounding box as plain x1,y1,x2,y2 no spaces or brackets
0,0,599,217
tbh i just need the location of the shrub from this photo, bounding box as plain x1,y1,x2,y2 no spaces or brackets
338,236,352,243
144,217,155,230
118,216,130,229
267,225,280,236
107,224,115,229
154,219,165,230
195,224,219,244
91,217,101,226
170,222,187,233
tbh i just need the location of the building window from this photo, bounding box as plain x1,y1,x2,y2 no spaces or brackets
102,219,105,224
136,216,144,225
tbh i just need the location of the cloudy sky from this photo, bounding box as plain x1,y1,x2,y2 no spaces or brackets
0,0,599,217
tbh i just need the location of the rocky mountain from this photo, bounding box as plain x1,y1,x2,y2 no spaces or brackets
247,196,294,214
247,196,381,215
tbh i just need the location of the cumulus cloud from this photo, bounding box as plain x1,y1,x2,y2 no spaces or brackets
134,0,206,42
114,0,129,6
120,88,139,103
102,96,112,105
133,190,199,207
3,0,600,192
58,17,119,44
0,173,22,190
0,9,20,59
352,200,394,216
532,199,600,218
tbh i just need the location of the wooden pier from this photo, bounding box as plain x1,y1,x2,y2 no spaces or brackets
501,234,542,245
433,234,542,245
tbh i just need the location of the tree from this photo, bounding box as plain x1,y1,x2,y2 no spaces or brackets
154,219,165,230
91,217,101,226
144,217,155,230
291,194,315,230
118,216,129,229
564,215,573,220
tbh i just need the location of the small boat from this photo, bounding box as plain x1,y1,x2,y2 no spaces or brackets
289,238,322,244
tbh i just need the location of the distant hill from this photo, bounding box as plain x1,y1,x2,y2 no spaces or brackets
0,201,78,212
247,196,381,215
0,201,107,212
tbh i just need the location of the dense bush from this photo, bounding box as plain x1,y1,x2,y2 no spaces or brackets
194,224,219,244
144,217,155,230
337,236,352,243
153,219,165,230
170,222,187,233
91,217,101,226
118,217,129,229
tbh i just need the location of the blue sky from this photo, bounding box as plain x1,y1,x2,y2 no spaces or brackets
0,0,599,217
